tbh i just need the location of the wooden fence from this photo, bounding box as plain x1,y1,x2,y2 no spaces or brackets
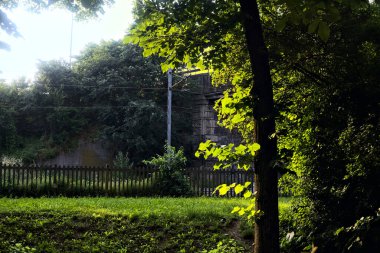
0,165,254,197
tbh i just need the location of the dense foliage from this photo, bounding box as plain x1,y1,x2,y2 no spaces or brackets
128,0,380,252
1,0,379,252
0,41,193,164
143,145,192,196
274,5,380,252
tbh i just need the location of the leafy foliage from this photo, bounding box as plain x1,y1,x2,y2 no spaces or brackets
74,41,193,163
143,145,192,196
272,3,380,252
129,0,380,251
0,41,193,164
0,107,17,153
113,151,134,169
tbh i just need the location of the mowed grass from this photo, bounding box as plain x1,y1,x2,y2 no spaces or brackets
0,197,291,252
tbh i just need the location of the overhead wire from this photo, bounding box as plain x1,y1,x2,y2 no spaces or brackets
29,84,201,94
0,104,194,111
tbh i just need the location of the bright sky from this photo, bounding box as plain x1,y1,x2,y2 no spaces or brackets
0,0,134,82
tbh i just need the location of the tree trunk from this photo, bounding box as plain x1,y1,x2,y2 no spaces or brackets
239,1,280,253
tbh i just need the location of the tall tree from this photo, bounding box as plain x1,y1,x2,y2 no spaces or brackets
239,1,279,251
128,0,279,251
127,0,371,252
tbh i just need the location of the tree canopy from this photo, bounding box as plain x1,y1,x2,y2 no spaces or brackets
0,41,194,164
127,0,380,252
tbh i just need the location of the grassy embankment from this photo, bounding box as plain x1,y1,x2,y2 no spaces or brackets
0,197,291,252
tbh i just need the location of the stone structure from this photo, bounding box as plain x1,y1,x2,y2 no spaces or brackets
190,74,241,166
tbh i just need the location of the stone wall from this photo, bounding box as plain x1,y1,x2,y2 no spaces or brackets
190,74,241,167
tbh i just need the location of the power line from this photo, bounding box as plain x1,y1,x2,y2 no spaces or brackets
0,104,193,111
57,85,167,90
69,11,74,67
33,84,201,94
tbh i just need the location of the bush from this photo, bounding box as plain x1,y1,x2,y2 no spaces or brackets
113,151,134,169
143,145,192,196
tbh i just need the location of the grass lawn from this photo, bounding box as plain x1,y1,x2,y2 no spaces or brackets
0,197,291,252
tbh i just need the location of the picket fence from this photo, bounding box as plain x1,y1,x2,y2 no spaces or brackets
0,165,254,197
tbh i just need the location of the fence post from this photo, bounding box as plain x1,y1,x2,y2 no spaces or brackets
105,166,108,192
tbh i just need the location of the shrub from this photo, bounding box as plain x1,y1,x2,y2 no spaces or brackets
113,151,134,169
143,145,192,196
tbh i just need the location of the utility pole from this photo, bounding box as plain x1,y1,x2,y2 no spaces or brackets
166,68,199,148
69,11,74,67
167,68,173,146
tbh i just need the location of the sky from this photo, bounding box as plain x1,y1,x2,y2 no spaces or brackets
0,0,134,82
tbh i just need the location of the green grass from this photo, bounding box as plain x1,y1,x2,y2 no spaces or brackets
0,197,291,252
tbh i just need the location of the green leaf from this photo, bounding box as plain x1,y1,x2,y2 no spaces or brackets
218,184,230,196
231,206,241,214
195,59,206,70
123,36,133,44
244,182,252,188
251,143,260,151
334,227,344,236
157,16,165,25
213,161,222,170
327,6,341,22
143,48,152,57
275,17,288,32
235,144,247,155
248,210,257,220
243,190,252,199
238,209,246,216
248,143,260,156
161,63,170,73
234,184,244,194
246,203,254,211
317,22,330,42
308,20,320,33
231,114,244,124
213,184,224,195
198,140,211,151
212,147,222,157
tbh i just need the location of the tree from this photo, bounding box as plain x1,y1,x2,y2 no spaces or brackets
0,106,17,155
0,40,194,164
272,4,380,252
239,2,279,251
74,41,194,163
127,1,277,251
127,0,374,252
